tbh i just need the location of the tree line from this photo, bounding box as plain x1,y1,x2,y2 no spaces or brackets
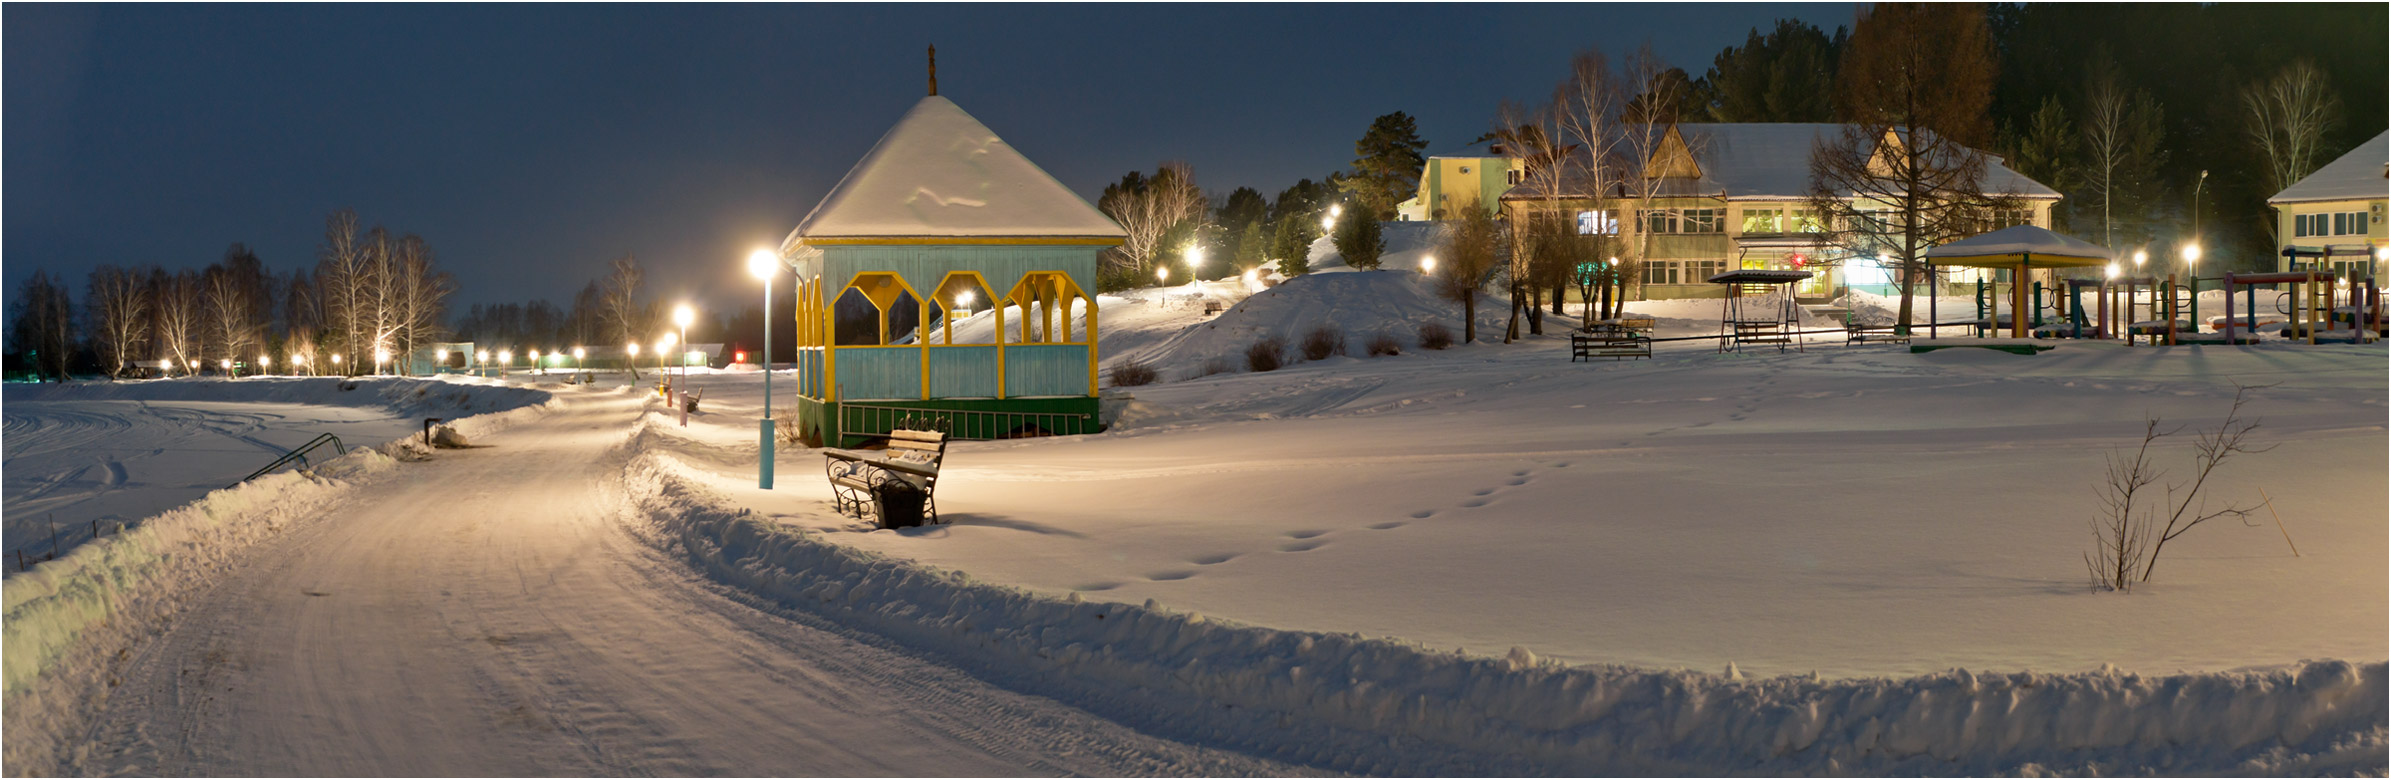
8,210,456,381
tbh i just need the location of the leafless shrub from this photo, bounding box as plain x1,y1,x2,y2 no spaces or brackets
1417,322,1454,350
1365,331,1403,356
1246,336,1287,372
1299,324,1346,361
2085,384,2277,592
1108,360,1159,387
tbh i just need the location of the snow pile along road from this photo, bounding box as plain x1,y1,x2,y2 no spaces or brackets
0,379,559,774
625,432,2387,775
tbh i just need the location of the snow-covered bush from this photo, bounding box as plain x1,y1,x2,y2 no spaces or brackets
1299,324,1345,361
1417,322,1454,350
1365,331,1402,356
1245,336,1287,372
1107,360,1158,387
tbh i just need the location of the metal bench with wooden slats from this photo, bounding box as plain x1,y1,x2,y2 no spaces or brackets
824,428,949,524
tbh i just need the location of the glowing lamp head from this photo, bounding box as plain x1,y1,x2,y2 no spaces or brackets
957,289,975,308
1321,216,1335,232
1421,255,1438,274
2182,244,2202,265
476,350,488,362
2376,247,2390,262
746,249,779,281
672,304,694,330
2106,262,2121,279
498,350,511,364
332,353,342,365
1156,266,1169,284
734,350,746,363
375,348,390,363
626,342,639,357
220,358,232,369
189,359,200,369
1187,246,1205,269
2132,249,2148,268
1329,204,1343,218
260,355,271,367
573,347,586,360
529,349,540,361
1608,256,1620,267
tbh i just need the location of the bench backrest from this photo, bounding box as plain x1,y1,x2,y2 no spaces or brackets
885,428,948,470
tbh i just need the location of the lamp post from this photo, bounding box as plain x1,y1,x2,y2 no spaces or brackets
747,248,780,489
375,348,390,376
2183,243,2203,328
1156,265,1169,286
529,349,542,376
1421,254,1437,276
573,347,586,374
626,342,639,376
671,303,694,427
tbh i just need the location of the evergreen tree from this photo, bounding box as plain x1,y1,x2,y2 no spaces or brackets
1334,213,1386,270
1336,112,1429,220
1235,221,1265,270
1698,18,1842,122
1271,217,1318,275
1215,186,1267,238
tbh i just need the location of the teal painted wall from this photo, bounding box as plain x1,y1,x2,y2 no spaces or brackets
821,245,1100,303
833,347,920,400
927,347,1001,398
1004,344,1087,397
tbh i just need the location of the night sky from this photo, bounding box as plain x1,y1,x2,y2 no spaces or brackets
5,3,1855,313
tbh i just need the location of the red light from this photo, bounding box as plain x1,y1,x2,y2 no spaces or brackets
734,351,746,363
1790,254,1807,268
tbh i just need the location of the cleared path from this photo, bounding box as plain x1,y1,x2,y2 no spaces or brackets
75,390,1290,776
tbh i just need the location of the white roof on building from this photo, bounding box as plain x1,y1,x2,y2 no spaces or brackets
788,96,1126,241
2267,130,2388,205
1673,124,2059,201
1925,225,2114,264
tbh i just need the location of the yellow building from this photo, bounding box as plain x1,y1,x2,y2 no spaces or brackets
1500,123,2060,300
1396,141,1526,221
2267,130,2387,279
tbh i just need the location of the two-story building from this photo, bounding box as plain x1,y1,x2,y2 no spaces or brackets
2267,130,2386,280
1500,123,2061,300
1396,141,1526,222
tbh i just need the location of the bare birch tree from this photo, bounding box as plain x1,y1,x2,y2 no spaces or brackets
315,210,371,373
602,255,647,379
1618,45,1697,306
153,269,204,376
87,265,149,378
2241,60,2343,242
1097,162,1204,279
1553,48,1632,325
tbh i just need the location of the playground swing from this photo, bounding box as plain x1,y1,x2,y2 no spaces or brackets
1707,269,1812,353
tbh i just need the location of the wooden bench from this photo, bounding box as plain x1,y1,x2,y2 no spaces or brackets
1729,320,1796,352
824,428,949,526
1844,324,1911,345
1571,330,1651,361
1202,300,1224,316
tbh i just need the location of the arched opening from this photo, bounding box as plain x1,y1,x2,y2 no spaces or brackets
833,272,923,346
926,271,1001,345
1003,271,1092,345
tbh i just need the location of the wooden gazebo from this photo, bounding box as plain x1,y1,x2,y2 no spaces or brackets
1923,226,2113,338
774,89,1126,447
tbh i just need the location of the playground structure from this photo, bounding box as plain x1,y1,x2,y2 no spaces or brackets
2218,270,2382,345
1708,269,1812,353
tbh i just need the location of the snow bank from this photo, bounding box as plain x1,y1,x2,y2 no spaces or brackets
0,382,561,774
621,439,2387,775
1118,271,1510,378
3,374,550,418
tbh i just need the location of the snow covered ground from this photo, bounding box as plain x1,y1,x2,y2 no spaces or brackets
6,270,2384,774
2,376,549,561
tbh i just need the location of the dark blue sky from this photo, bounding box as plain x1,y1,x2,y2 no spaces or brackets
6,3,1854,312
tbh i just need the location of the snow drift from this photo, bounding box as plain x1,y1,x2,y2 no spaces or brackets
622,435,2387,775
1117,271,1512,378
0,380,560,774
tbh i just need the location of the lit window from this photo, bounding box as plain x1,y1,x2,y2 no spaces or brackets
1740,209,1783,233
1576,210,1619,235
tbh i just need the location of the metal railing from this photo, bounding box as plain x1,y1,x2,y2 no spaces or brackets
231,432,348,487
836,402,1095,443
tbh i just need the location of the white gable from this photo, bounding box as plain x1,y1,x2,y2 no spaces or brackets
2268,130,2388,205
790,96,1126,240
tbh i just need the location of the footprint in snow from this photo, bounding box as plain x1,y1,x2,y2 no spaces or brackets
1369,521,1406,531
1280,540,1327,553
1075,582,1123,592
1286,529,1329,539
1190,553,1238,566
1410,510,1437,519
1148,570,1198,582
1460,498,1490,508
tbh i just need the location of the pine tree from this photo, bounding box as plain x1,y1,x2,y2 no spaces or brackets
1337,113,1429,220
1271,218,1317,276
1235,221,1265,270
1334,212,1385,270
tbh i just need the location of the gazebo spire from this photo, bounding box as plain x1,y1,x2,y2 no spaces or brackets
927,45,937,96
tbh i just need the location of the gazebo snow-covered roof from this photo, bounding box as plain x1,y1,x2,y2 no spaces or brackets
786,95,1126,245
1924,225,2114,268
2268,130,2389,205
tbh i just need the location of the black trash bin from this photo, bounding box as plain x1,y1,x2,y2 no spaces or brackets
872,477,928,529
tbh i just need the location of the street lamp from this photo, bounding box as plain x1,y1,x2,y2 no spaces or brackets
529,349,542,375
1156,265,1169,285
1421,255,1437,276
1185,245,1205,283
221,358,233,377
573,347,586,373
2132,249,2147,271
2183,243,2204,324
498,350,512,375
671,304,694,401
375,347,390,375
747,248,780,489
259,355,271,374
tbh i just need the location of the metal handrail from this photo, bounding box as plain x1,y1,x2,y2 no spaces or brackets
836,402,1094,443
231,433,348,487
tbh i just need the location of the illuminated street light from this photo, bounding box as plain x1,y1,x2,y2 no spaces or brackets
2182,243,2202,266
1156,265,1169,285
2106,262,2121,279
958,289,975,309
2132,249,2148,270
1421,255,1437,275
746,248,781,490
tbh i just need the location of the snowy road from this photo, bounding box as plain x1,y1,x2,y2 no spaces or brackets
71,389,1292,776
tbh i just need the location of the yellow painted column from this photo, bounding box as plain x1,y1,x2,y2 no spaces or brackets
919,295,931,400
823,281,839,402
1086,295,1099,397
994,299,1008,399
